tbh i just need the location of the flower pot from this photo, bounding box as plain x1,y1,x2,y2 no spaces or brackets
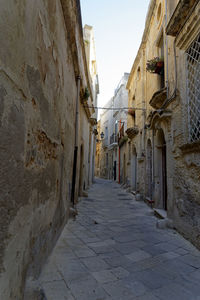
128,109,135,116
157,61,164,68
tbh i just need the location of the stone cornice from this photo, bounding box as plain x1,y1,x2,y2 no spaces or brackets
166,0,197,37
60,0,94,103
180,141,200,153
175,2,200,49
127,0,156,89
166,0,200,50
149,87,167,109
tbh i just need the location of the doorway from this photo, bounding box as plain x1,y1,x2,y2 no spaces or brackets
79,145,84,196
147,139,153,199
113,160,116,181
123,153,126,184
157,129,167,210
131,145,137,191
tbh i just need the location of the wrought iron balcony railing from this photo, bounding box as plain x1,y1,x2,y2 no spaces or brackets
110,134,118,145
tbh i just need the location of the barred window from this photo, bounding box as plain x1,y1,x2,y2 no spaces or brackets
186,33,200,142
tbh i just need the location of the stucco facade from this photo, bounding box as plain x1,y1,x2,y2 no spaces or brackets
0,0,98,298
126,0,200,249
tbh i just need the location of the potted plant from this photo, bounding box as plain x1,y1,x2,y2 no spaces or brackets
146,57,164,75
83,87,90,100
128,108,135,116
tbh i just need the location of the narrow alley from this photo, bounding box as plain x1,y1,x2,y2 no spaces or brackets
0,1,200,298
39,179,200,300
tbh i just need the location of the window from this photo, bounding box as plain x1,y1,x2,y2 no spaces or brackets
106,153,108,167
115,122,118,135
157,3,162,22
105,126,108,140
186,33,200,142
158,34,165,89
137,67,141,80
131,95,136,126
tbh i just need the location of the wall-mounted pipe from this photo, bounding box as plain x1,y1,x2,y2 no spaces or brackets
118,120,121,183
165,0,169,99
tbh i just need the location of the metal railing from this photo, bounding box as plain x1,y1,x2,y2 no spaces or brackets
186,32,200,142
110,134,117,145
102,137,108,148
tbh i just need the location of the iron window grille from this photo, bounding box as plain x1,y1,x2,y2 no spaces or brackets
186,32,200,142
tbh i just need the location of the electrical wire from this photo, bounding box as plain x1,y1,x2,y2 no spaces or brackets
83,106,146,111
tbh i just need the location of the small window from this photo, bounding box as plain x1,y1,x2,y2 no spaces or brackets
157,3,162,22
186,33,200,142
137,67,141,80
115,122,118,135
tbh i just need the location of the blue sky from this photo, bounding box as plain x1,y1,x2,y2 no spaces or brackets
80,0,150,106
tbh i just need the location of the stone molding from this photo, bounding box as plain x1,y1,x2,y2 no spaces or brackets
176,2,200,49
166,0,197,37
166,0,200,50
180,140,200,153
126,127,139,139
149,87,167,109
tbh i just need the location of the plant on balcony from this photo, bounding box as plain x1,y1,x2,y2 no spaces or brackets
83,87,90,100
126,127,139,139
118,135,128,147
146,57,164,75
128,108,135,116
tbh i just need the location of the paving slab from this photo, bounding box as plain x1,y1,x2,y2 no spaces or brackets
42,280,75,300
39,178,200,300
110,266,130,279
80,256,110,272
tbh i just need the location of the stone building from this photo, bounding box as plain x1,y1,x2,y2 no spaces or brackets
95,120,101,177
126,0,200,248
97,73,129,182
83,25,99,187
0,0,98,298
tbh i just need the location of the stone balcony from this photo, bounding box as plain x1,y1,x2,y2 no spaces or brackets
126,126,139,139
166,0,197,37
110,134,118,145
89,117,97,126
102,137,108,148
118,136,128,148
149,87,167,109
108,134,118,150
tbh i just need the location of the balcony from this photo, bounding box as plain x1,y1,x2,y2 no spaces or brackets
89,117,97,126
149,87,167,109
102,137,108,148
118,124,128,147
166,0,197,37
126,126,139,139
108,134,118,149
110,134,117,145
118,136,128,148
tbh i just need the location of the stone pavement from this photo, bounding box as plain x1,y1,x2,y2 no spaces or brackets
39,178,200,300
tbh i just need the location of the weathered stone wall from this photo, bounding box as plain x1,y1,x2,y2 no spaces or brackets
0,0,91,298
167,0,200,248
127,0,200,249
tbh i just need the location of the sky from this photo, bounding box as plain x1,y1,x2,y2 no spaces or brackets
80,0,150,107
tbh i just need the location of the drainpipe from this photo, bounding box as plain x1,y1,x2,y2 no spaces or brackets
142,47,146,153
165,0,169,99
118,120,121,184
71,75,81,205
152,128,155,198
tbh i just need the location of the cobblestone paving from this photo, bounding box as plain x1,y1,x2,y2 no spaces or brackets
39,178,200,300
